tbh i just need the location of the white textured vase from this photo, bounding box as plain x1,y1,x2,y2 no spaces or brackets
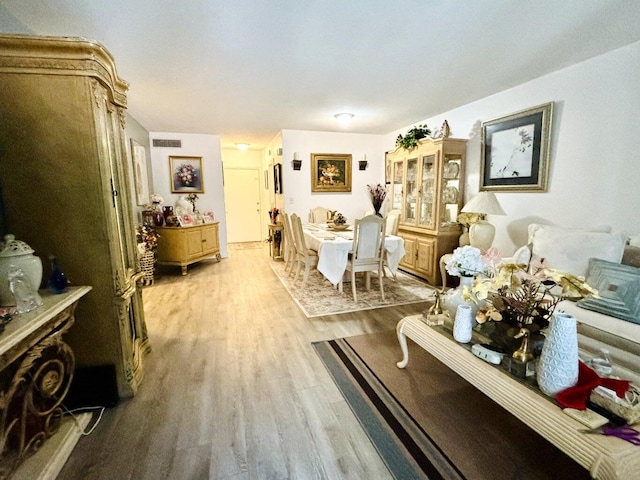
453,305,474,343
536,312,579,397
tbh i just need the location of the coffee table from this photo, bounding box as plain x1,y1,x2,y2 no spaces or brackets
396,314,640,480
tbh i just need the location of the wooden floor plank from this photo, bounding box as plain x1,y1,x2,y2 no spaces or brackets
56,243,428,479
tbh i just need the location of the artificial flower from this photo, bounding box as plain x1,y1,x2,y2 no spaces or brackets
150,193,164,205
445,246,486,277
367,184,387,213
471,260,598,332
457,212,483,228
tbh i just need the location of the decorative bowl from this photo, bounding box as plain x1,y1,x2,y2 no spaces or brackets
330,223,349,231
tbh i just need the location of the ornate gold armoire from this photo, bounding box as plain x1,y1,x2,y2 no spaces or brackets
0,34,149,398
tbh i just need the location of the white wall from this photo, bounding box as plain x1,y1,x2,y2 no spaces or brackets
384,40,640,256
149,132,228,258
280,130,386,223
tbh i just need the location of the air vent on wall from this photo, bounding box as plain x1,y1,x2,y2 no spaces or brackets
152,139,182,148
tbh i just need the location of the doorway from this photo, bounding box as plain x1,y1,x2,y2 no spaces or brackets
223,168,262,243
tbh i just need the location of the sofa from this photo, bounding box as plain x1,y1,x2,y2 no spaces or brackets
510,224,640,385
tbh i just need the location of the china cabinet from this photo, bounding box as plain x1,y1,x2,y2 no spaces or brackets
156,223,221,275
386,137,466,285
0,34,149,398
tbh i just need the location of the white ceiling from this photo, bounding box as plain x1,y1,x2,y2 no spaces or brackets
2,0,640,150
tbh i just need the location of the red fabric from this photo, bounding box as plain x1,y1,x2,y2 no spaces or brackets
555,361,630,409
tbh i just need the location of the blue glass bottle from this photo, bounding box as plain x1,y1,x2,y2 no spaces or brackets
48,255,68,294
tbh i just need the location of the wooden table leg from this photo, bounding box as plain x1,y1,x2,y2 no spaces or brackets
396,318,410,368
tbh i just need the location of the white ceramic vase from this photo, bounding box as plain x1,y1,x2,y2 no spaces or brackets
453,304,474,343
536,312,579,397
443,275,479,319
0,234,43,306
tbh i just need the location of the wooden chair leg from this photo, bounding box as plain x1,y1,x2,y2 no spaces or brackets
294,258,302,282
302,262,310,287
351,269,357,302
379,268,385,301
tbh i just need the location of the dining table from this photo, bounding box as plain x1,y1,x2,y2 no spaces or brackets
302,223,406,285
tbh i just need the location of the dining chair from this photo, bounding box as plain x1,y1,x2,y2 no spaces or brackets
282,213,297,275
339,214,387,302
290,213,319,287
308,206,332,223
385,209,401,236
380,209,401,279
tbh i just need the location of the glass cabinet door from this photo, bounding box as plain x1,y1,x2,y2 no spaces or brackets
440,154,463,227
404,157,418,224
390,158,404,212
419,154,436,228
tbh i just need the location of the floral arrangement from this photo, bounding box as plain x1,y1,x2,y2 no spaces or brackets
269,207,279,224
457,212,483,228
445,246,487,277
333,212,347,225
471,258,598,333
150,193,164,205
175,163,198,187
187,193,199,213
367,184,387,214
136,225,159,253
395,124,431,150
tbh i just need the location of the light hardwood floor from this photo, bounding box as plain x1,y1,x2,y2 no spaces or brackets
58,242,429,479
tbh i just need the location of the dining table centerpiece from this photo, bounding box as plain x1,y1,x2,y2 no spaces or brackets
329,212,348,230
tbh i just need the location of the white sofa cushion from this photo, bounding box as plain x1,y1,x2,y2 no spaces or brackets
528,224,626,277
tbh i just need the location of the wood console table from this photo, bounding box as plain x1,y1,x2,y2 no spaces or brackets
396,314,640,480
1,286,92,480
156,223,221,275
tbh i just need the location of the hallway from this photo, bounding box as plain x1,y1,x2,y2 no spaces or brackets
58,243,428,479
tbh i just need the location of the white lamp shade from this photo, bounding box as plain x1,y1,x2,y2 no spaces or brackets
461,192,506,216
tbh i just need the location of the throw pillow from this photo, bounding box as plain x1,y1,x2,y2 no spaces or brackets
622,245,640,268
528,225,626,277
577,258,640,325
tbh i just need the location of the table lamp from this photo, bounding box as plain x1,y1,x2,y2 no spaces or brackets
461,192,506,251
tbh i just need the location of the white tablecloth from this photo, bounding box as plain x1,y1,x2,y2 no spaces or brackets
303,224,405,285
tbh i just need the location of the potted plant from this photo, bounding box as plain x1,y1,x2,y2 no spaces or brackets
395,124,431,150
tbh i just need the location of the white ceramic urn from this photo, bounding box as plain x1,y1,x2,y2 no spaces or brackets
0,234,43,306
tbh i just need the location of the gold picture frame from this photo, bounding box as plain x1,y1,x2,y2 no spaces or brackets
169,156,204,193
480,102,553,192
310,153,352,192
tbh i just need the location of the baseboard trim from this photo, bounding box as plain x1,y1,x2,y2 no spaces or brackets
12,412,92,480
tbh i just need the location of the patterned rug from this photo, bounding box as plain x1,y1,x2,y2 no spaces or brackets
270,260,436,318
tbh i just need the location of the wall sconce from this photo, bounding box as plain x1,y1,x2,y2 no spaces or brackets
358,154,368,170
291,151,302,170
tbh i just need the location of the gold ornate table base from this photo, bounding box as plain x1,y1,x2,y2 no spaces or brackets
0,287,91,480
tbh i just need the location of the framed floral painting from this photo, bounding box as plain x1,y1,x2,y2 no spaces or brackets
480,102,553,192
310,153,352,192
170,156,204,193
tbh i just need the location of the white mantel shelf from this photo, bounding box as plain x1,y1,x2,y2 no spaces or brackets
396,314,640,480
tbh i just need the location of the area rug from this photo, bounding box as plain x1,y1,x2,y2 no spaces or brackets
313,331,590,480
270,261,436,318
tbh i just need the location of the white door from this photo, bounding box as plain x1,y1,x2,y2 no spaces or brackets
224,168,262,243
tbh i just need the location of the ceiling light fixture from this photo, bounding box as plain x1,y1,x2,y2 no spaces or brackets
236,143,249,150
334,112,354,126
